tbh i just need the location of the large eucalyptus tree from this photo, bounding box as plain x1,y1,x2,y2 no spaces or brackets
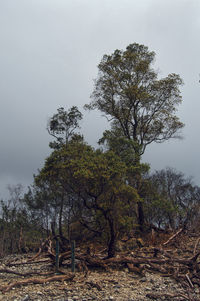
85,43,184,230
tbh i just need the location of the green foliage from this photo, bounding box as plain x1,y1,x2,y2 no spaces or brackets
35,138,139,256
47,106,83,149
85,43,184,230
3,43,200,256
143,168,200,229
85,43,184,157
0,185,45,255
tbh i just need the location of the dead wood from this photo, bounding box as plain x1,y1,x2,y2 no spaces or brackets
59,250,71,265
3,229,199,296
145,262,172,275
0,268,54,277
76,261,89,277
27,237,50,262
70,252,199,272
7,259,51,267
185,273,194,288
0,273,75,293
86,281,102,291
163,228,184,246
127,263,144,276
76,254,108,269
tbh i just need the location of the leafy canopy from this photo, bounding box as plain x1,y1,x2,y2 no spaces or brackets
85,43,184,157
47,106,83,149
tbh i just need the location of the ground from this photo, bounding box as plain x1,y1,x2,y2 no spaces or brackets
0,229,200,301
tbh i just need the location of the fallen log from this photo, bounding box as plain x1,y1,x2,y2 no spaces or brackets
0,273,75,293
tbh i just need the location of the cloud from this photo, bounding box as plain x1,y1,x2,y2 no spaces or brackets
0,0,200,198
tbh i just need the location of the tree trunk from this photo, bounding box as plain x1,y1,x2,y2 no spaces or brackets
59,198,64,239
107,217,116,258
134,154,145,232
58,197,69,247
138,201,144,232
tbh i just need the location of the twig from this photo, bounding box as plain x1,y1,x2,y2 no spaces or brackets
185,273,194,288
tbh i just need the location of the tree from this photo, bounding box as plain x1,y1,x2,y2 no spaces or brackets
24,179,72,248
85,43,184,230
0,184,32,254
36,139,138,257
145,168,200,229
22,107,84,250
86,43,184,160
47,106,83,149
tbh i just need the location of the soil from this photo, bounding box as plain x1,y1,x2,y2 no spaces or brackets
0,230,200,301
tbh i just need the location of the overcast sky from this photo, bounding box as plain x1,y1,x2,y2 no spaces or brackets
0,0,200,199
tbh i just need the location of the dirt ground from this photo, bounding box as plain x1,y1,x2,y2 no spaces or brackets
0,230,200,301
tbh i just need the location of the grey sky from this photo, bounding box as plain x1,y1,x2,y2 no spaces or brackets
0,0,200,198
